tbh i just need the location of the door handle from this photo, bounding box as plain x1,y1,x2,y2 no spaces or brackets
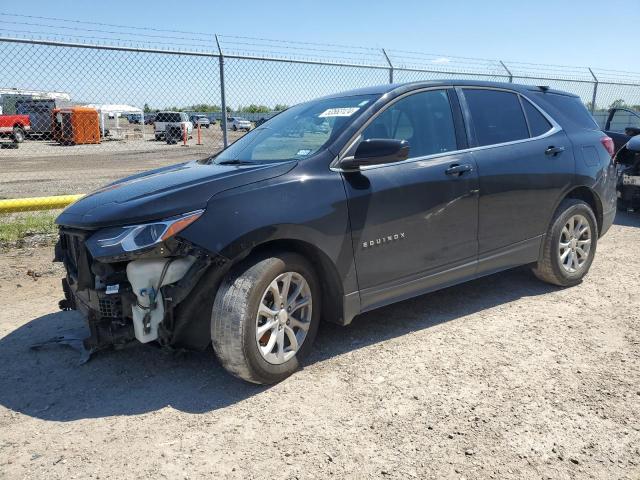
445,163,473,176
545,146,565,156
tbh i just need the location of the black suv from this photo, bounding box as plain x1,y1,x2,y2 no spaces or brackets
55,81,617,384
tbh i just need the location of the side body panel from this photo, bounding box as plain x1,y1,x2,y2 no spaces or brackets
343,151,479,311
180,150,359,302
470,129,575,255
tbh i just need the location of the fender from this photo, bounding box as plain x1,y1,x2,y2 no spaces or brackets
179,155,360,300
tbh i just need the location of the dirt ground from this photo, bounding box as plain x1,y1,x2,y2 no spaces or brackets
0,214,639,480
0,127,247,198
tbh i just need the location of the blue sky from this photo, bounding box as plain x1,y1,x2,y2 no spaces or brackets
13,0,640,70
1,1,639,110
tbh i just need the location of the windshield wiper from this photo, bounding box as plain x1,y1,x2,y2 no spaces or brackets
216,159,255,165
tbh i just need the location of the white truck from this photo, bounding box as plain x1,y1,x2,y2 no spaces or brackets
154,111,193,140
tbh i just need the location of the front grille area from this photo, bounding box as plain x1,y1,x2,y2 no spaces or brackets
98,296,122,318
59,229,95,291
65,234,81,272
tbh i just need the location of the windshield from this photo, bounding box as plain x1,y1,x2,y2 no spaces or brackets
213,94,378,163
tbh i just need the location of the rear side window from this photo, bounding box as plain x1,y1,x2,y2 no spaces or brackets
522,99,553,137
542,93,598,130
362,89,457,159
463,89,529,146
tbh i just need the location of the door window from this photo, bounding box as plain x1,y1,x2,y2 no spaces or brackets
463,89,529,146
609,109,640,134
361,90,457,159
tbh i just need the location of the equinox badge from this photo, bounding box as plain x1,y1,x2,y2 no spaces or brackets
362,232,405,249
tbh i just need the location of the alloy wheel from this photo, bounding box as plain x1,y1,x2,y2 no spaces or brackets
255,272,312,364
558,214,592,273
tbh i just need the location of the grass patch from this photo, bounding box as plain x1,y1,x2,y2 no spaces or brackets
0,212,58,245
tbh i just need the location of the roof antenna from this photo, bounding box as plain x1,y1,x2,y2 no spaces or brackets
538,85,550,92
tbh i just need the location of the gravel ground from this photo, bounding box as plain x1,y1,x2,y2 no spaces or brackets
0,213,639,479
0,128,247,198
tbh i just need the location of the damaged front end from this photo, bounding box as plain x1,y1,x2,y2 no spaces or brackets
54,211,229,358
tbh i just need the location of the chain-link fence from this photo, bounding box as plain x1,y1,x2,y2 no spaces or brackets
1,26,639,203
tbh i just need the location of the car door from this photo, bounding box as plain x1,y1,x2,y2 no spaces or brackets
341,88,479,310
458,87,574,264
605,108,640,152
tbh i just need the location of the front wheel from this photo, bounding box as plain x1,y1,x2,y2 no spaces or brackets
211,253,321,384
12,126,25,143
532,199,598,287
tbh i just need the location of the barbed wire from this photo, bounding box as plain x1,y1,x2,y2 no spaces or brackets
1,11,639,82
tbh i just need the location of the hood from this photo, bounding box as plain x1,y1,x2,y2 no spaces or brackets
56,160,297,229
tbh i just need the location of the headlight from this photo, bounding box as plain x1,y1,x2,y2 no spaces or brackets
86,210,203,257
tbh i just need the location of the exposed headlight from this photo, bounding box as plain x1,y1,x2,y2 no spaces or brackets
86,210,203,257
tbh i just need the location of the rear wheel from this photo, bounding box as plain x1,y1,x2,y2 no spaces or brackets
532,199,597,287
12,126,25,143
211,252,320,384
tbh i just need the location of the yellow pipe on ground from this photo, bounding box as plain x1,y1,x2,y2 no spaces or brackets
0,194,85,214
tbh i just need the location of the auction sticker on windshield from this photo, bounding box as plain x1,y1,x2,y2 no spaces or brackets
318,107,359,118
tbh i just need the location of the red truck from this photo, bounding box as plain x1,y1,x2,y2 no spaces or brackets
0,114,31,143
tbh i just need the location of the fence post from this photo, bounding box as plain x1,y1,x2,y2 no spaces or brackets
588,67,598,114
500,61,513,83
215,34,228,148
382,48,394,84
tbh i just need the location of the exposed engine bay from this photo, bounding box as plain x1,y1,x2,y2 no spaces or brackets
617,138,640,211
54,228,229,358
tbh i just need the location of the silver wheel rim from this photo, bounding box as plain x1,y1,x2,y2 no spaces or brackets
558,214,592,273
255,272,312,365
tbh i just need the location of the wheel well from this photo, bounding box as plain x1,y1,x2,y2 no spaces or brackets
246,239,344,325
565,187,603,235
13,123,24,129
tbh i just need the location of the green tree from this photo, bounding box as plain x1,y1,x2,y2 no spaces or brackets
238,104,271,113
274,104,289,111
143,103,152,113
189,103,221,113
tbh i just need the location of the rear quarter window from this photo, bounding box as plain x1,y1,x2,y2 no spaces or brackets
522,99,553,137
535,93,598,131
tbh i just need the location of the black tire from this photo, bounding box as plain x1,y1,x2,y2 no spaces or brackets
12,126,25,143
211,252,321,384
154,134,162,141
232,125,238,131
532,199,598,287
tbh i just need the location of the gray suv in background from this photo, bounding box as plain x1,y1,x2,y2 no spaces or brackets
153,111,193,140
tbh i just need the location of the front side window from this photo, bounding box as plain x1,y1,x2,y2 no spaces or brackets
360,90,457,159
463,89,529,146
213,94,378,163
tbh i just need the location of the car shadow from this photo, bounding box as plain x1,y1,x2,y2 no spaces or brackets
0,267,558,422
614,210,640,227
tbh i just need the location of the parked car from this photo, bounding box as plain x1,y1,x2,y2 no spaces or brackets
0,114,30,143
189,114,211,129
605,108,640,210
223,116,252,131
153,111,192,140
144,113,156,125
55,81,616,384
125,113,144,124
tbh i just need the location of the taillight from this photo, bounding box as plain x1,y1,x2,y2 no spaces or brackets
600,136,615,157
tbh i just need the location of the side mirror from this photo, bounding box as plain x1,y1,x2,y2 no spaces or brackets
341,139,410,170
627,135,640,153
